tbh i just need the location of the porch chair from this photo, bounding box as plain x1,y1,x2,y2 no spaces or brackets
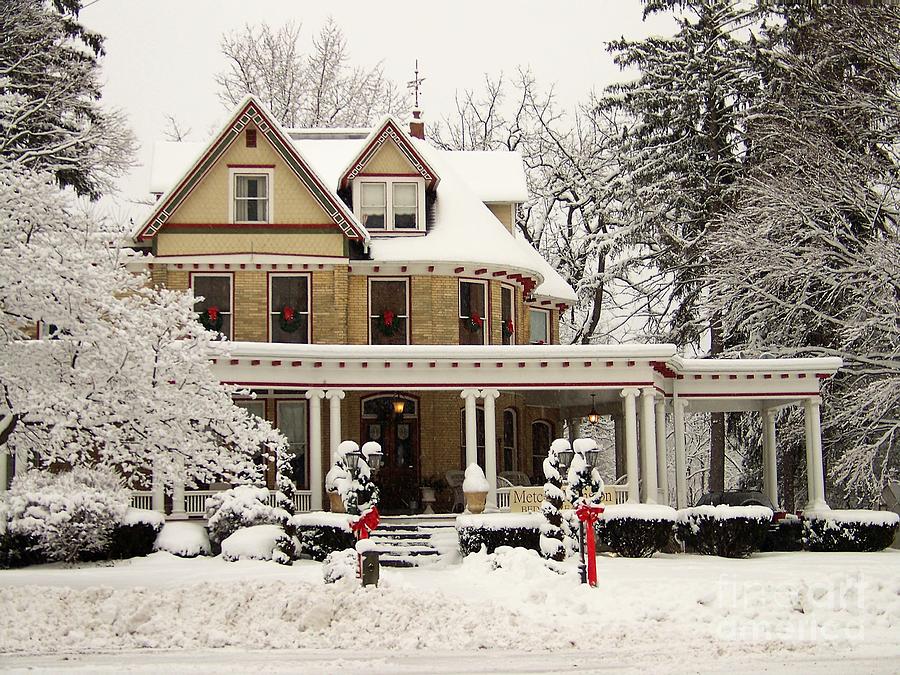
499,471,532,486
445,469,465,513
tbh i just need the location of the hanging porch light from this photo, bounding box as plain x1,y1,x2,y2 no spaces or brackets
587,394,600,424
392,394,406,415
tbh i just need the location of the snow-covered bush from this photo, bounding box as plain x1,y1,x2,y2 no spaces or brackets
457,514,542,556
108,508,166,559
597,504,676,558
802,510,899,552
675,505,772,558
220,524,297,565
153,521,211,558
761,514,803,553
291,512,355,561
322,548,357,583
205,485,293,552
2,467,129,563
540,438,568,561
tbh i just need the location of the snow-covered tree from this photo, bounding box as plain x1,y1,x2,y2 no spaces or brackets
705,3,900,507
0,161,289,491
0,0,135,198
540,438,570,561
216,19,408,128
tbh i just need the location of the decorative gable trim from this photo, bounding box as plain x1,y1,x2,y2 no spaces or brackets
136,97,369,243
339,118,439,190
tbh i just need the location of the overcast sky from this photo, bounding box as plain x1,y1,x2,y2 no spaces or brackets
80,0,675,212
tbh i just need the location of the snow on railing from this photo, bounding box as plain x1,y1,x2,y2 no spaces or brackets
130,491,153,510
185,490,217,517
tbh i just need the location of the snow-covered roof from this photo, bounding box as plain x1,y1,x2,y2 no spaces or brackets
144,103,576,304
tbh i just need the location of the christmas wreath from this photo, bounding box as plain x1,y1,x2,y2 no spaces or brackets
375,309,400,337
279,305,304,333
464,312,484,333
502,318,514,340
199,306,223,332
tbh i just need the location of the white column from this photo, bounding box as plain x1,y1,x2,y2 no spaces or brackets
640,388,659,504
305,389,326,511
620,388,640,503
0,451,7,492
673,398,689,509
325,389,345,467
170,455,186,518
655,398,669,505
461,389,480,467
481,389,500,507
804,397,828,511
151,459,165,514
762,408,778,509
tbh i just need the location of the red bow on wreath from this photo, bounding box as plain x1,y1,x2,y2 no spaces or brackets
351,506,381,540
283,305,295,322
503,318,514,336
470,312,483,328
382,310,394,327
575,503,604,587
206,306,219,321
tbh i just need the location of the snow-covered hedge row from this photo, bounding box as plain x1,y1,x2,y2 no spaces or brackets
153,521,211,558
291,512,356,561
108,508,166,559
596,504,676,558
802,510,899,552
220,524,297,565
456,513,542,555
205,485,293,553
675,505,773,558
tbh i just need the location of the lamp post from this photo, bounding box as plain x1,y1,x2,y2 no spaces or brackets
563,438,605,586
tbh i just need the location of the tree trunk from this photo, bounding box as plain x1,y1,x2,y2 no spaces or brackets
708,318,726,492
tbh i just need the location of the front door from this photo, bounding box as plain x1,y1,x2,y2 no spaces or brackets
361,395,419,514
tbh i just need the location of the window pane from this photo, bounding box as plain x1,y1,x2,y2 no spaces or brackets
236,175,267,198
277,401,307,489
529,309,548,344
393,183,417,207
501,287,514,345
272,316,308,344
272,276,309,313
271,276,308,344
531,421,552,484
370,280,408,345
370,281,407,316
361,183,386,206
459,282,485,317
234,399,265,419
194,276,231,312
393,183,417,229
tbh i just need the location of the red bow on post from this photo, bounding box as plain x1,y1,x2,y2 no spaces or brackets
575,503,605,587
351,506,381,540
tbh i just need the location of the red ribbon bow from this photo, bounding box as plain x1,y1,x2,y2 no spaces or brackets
470,312,483,328
206,306,219,321
505,319,514,334
283,305,295,322
383,310,394,327
351,506,381,540
575,503,604,587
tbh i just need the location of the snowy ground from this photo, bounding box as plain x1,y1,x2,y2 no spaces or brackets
1,548,899,674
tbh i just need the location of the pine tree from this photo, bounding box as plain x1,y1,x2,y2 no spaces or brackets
540,438,570,561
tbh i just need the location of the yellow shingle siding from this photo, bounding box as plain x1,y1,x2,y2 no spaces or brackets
486,202,515,234
156,232,345,257
359,139,416,175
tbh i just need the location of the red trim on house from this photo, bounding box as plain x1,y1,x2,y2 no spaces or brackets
680,391,821,398
162,222,341,230
475,268,487,275
271,360,282,366
493,271,506,277
339,118,440,190
454,267,465,274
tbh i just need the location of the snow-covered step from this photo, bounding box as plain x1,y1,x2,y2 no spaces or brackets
367,520,458,567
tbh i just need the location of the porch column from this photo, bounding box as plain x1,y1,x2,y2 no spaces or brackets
613,414,626,481
461,389,480,467
655,398,669,505
640,387,659,504
151,459,165,514
620,388,640,503
325,389,345,467
804,397,828,511
762,408,778,509
481,389,500,507
305,389,326,511
673,398,689,509
170,454,186,519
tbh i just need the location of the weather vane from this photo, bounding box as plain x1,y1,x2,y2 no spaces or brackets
407,59,425,109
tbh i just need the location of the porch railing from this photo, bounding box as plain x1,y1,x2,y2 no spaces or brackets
130,491,154,510
130,489,313,517
496,484,630,512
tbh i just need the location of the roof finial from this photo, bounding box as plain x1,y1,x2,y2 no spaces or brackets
407,59,425,110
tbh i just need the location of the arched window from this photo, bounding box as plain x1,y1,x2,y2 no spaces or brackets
502,408,518,472
531,420,554,484
459,406,485,467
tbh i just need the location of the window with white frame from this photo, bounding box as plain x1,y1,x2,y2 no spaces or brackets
276,400,308,489
529,307,550,345
531,420,553,484
192,273,232,339
269,274,310,344
502,408,518,472
501,285,515,345
355,178,424,232
459,280,488,345
230,169,272,223
369,278,409,345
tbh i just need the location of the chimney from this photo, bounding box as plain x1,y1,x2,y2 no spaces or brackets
409,108,425,140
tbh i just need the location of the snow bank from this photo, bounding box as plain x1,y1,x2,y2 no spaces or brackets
221,525,293,563
457,513,544,530
804,510,900,526
677,505,773,523
291,511,354,532
462,464,489,493
322,549,357,584
153,522,211,558
603,503,677,521
121,508,165,529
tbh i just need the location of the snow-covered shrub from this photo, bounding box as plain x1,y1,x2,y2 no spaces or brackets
220,524,297,565
153,521,211,558
292,512,356,561
457,514,542,555
802,510,899,552
760,514,803,552
205,485,293,552
0,530,41,569
322,548,358,584
675,505,772,558
2,467,129,563
540,439,568,561
108,508,166,559
597,504,676,558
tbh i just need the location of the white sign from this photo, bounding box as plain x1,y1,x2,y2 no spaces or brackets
509,485,616,513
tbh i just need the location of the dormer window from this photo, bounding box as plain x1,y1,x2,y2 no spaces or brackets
354,177,424,233
229,168,273,224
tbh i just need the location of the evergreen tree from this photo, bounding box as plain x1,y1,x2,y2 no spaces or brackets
0,0,134,198
539,439,568,561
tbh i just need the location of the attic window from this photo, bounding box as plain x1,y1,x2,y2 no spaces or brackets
354,177,425,234
246,129,257,148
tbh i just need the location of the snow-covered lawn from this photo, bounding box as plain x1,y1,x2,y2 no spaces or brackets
1,548,898,673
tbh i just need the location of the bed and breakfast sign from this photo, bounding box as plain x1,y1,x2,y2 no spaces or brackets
509,486,618,513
